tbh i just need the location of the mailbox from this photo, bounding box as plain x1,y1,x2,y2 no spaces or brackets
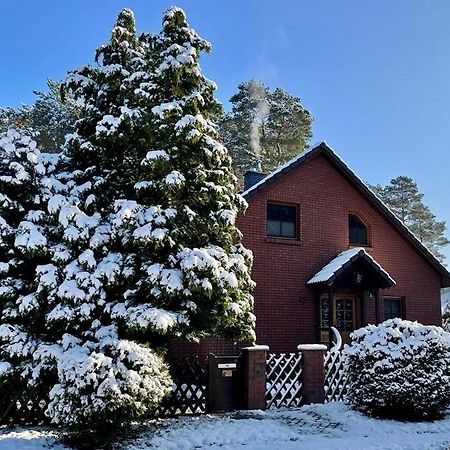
207,354,243,412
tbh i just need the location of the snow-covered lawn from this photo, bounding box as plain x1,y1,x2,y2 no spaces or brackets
2,402,450,449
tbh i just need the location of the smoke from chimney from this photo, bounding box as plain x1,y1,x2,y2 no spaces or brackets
249,81,270,171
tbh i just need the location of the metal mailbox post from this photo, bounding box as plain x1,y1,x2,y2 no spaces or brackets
206,354,243,412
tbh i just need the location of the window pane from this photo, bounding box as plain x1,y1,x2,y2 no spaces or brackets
335,298,354,332
349,214,368,245
321,298,329,327
281,221,295,237
281,205,296,222
267,220,280,236
267,204,281,221
384,298,401,320
267,203,296,238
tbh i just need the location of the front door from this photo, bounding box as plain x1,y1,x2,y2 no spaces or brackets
320,294,356,344
334,295,356,344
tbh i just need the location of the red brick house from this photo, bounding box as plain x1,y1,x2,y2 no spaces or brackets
237,142,450,353
170,142,450,358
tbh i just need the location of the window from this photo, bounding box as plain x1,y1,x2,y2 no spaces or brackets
320,296,355,331
349,214,368,246
267,203,296,238
320,297,330,328
335,298,354,332
384,297,402,320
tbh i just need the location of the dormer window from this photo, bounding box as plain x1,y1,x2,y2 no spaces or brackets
267,203,297,238
348,213,369,246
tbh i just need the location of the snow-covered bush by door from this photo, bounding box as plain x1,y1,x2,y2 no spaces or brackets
344,319,450,419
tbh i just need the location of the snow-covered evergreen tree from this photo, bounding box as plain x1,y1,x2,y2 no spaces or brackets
31,10,171,428
0,128,61,403
0,80,80,152
109,7,255,344
0,7,256,429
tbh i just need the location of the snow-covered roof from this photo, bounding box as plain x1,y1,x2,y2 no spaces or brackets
241,142,450,287
307,247,396,287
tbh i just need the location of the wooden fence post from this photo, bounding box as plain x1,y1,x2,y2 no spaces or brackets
297,344,327,404
241,345,269,410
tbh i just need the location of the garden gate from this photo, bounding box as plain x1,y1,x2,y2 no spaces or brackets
265,352,303,408
324,327,349,402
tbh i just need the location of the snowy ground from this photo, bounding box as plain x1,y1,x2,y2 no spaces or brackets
2,402,450,449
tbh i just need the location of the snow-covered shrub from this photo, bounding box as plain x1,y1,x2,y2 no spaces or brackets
46,329,172,429
344,319,450,419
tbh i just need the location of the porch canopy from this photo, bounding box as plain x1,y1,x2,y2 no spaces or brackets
307,247,396,290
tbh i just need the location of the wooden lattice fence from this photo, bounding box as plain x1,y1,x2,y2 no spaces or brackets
324,327,349,402
0,380,50,426
0,356,208,425
265,352,303,408
155,355,208,417
0,340,349,424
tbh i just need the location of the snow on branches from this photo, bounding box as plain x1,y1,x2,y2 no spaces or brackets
344,319,450,419
47,328,171,428
0,6,255,429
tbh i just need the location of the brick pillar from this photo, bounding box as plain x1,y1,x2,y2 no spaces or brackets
297,344,327,404
241,345,269,410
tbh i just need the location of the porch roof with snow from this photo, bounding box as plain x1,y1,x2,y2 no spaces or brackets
242,142,450,288
307,247,396,289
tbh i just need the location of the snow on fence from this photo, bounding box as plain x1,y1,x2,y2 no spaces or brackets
324,327,349,403
0,340,349,424
265,352,303,408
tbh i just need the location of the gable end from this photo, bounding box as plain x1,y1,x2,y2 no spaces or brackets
242,142,450,287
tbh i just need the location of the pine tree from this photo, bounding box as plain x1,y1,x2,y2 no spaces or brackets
372,176,449,261
109,7,256,344
372,176,423,223
218,80,313,175
31,10,171,428
0,80,80,152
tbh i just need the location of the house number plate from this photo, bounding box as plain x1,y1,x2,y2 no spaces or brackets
218,363,237,369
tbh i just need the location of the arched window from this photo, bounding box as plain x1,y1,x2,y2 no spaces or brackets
348,213,368,246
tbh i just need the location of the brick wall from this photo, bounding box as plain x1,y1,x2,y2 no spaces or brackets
169,337,250,360
237,153,443,353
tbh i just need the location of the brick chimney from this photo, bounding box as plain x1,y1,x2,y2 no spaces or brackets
243,170,267,191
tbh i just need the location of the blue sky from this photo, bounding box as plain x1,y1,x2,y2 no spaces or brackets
1,0,450,262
